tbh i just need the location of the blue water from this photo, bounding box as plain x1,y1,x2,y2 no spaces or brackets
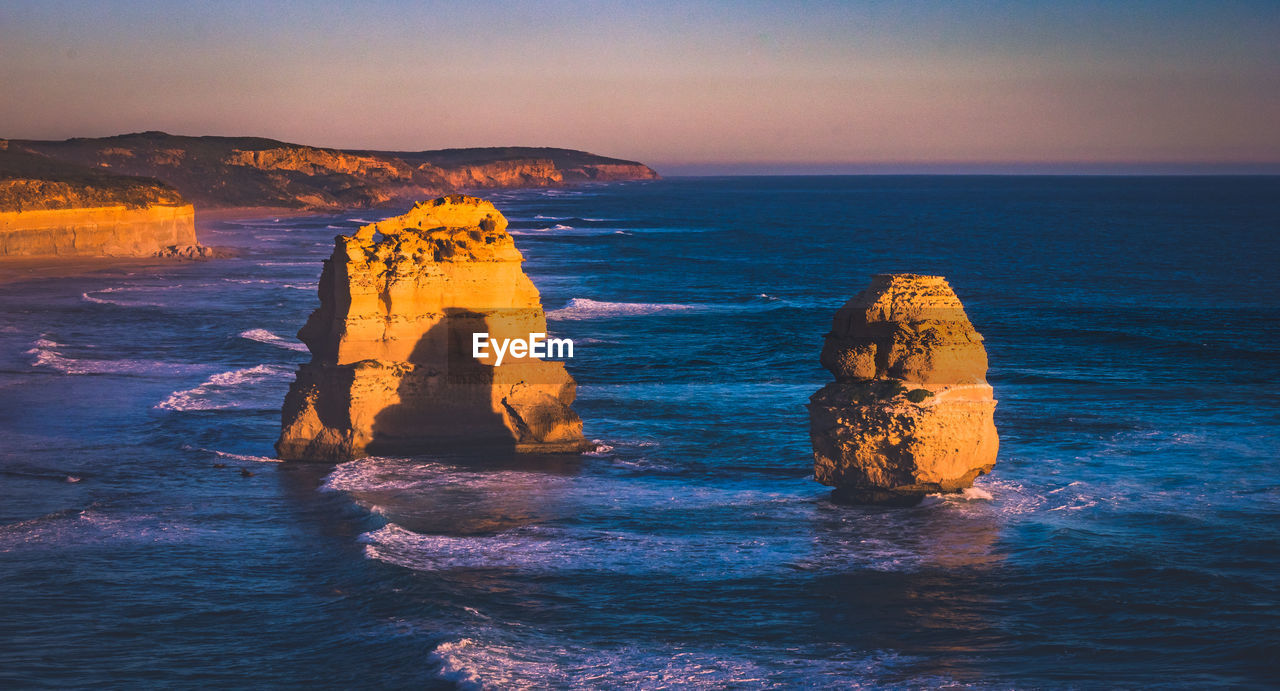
1,177,1277,688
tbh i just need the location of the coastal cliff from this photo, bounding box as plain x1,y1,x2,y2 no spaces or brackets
0,144,198,257
809,274,998,504
277,195,589,461
12,133,659,211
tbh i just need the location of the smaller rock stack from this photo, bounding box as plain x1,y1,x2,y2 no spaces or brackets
809,274,998,504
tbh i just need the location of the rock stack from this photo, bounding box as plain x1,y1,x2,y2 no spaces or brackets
276,195,590,461
809,274,998,504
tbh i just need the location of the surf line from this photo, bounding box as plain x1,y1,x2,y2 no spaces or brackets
472,332,574,366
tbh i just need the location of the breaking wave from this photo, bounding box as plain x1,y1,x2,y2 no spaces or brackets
238,328,308,352
0,505,198,551
26,336,206,376
426,635,919,690
547,298,706,320
81,287,166,308
155,364,294,411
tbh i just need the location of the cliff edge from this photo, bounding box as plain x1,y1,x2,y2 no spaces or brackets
277,195,590,461
0,144,198,257
13,133,659,211
808,274,998,504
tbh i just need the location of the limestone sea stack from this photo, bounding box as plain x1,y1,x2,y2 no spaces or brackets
808,274,998,505
276,195,590,461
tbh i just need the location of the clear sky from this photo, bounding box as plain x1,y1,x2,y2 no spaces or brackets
1,0,1277,173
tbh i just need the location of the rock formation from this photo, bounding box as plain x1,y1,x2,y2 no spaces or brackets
12,133,659,211
0,145,198,257
809,274,998,505
276,195,590,461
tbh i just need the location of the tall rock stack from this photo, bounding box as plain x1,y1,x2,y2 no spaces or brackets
809,274,998,504
276,195,590,461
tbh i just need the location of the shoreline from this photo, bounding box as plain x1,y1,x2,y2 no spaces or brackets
0,206,324,287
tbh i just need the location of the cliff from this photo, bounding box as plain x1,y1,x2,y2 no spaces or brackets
808,274,998,505
10,133,658,211
277,195,589,461
0,145,198,257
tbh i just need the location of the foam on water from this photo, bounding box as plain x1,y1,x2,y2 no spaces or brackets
547,298,706,319
360,522,854,577
155,364,294,411
0,506,197,551
81,286,166,308
183,446,281,463
238,328,309,352
331,456,1002,577
26,336,207,376
426,634,925,690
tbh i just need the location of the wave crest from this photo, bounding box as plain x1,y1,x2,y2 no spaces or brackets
156,364,294,411
239,328,309,352
547,298,704,320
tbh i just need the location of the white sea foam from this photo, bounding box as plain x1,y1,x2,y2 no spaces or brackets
547,298,704,320
239,328,309,352
360,512,917,578
155,364,294,411
426,635,920,689
188,446,281,463
81,286,165,308
26,336,205,376
0,506,196,551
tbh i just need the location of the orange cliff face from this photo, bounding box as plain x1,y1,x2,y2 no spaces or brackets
12,133,660,211
0,148,200,257
0,203,196,257
418,158,565,189
277,195,590,461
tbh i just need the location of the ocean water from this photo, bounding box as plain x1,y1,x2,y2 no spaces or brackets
1,176,1277,688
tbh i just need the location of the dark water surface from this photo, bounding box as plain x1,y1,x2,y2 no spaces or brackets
1,177,1277,688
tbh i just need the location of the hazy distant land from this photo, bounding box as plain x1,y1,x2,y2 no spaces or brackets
0,132,658,260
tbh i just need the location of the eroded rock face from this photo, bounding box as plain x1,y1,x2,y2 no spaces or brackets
276,195,590,461
0,203,196,257
0,146,199,257
809,274,998,504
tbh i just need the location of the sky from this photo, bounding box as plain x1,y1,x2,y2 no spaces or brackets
1,0,1278,174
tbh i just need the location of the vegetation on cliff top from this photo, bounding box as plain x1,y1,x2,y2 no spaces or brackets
7,132,658,211
0,145,185,212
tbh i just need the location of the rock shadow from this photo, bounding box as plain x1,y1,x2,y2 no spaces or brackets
367,308,516,458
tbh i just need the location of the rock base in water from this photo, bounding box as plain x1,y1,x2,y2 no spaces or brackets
276,195,590,461
808,274,998,505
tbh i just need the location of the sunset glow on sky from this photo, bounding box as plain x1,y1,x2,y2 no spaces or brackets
2,0,1278,173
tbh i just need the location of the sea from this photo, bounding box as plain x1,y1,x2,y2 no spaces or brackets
0,176,1277,689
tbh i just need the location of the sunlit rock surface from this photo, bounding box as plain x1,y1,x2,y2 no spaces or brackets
809,274,998,505
0,144,197,257
277,195,589,461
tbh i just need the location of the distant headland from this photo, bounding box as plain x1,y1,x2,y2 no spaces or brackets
0,132,658,258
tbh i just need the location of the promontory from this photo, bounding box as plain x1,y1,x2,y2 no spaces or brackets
8,132,659,211
0,142,198,257
1,132,656,259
